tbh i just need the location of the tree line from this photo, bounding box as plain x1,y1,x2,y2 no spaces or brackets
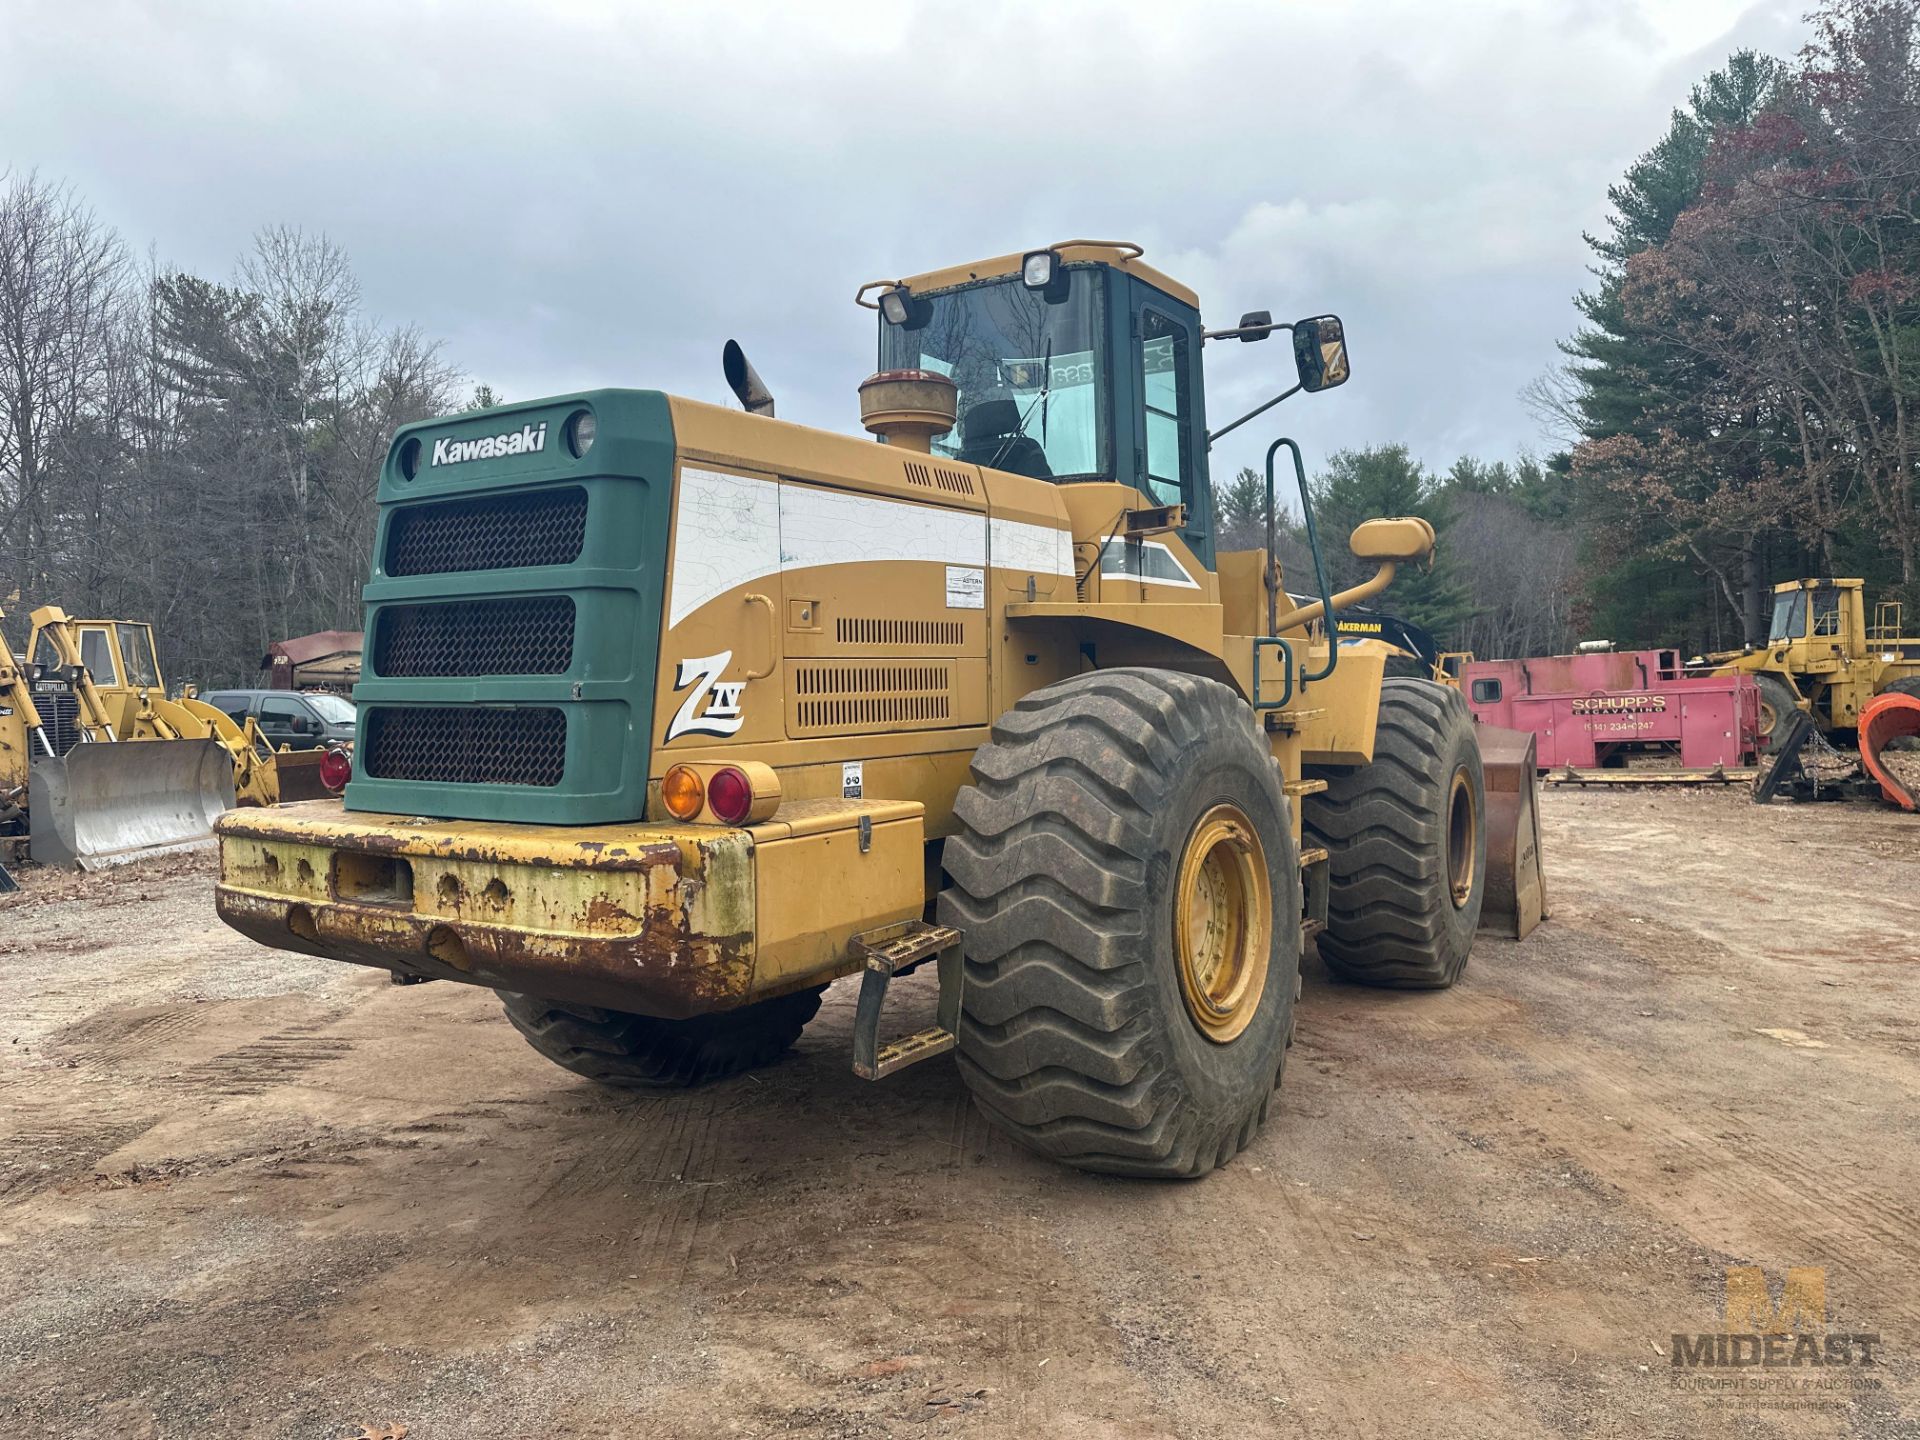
0,174,467,685
1221,0,1920,662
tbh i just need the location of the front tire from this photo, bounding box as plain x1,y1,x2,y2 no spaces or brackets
1754,673,1803,753
1303,679,1486,988
499,987,824,1090
939,669,1300,1178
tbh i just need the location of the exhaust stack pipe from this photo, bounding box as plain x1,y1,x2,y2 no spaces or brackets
723,340,776,417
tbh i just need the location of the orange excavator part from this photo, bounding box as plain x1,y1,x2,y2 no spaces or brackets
1858,692,1920,812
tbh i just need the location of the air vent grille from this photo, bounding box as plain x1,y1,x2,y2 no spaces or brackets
385,487,588,576
362,706,566,787
791,662,953,733
901,461,976,497
834,616,965,647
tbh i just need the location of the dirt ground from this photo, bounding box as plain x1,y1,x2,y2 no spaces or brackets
2,786,1917,1439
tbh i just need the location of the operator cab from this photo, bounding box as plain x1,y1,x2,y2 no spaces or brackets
1768,580,1850,643
862,240,1347,569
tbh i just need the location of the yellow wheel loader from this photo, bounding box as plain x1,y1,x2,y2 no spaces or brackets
1695,579,1920,748
214,240,1544,1177
3,607,331,869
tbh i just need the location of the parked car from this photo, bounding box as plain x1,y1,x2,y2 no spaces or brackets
201,689,356,751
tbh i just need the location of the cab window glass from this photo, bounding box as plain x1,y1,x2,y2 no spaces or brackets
120,627,160,688
1139,309,1190,507
1811,588,1841,636
1471,678,1503,704
79,628,119,685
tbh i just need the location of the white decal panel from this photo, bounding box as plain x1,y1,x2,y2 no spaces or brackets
777,483,985,570
1098,537,1201,589
988,517,1075,577
668,466,995,630
669,468,782,628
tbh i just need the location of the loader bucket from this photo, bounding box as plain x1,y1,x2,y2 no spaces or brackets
28,739,236,870
1858,692,1920,812
1474,724,1548,940
269,748,334,804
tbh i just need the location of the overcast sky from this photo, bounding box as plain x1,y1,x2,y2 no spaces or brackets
4,0,1810,487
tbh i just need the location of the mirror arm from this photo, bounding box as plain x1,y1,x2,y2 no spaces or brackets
1209,383,1302,448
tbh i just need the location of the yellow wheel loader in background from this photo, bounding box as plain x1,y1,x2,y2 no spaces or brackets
1693,578,1920,748
2,607,337,869
214,240,1545,1177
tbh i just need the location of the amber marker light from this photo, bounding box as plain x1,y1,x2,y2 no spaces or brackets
661,764,705,821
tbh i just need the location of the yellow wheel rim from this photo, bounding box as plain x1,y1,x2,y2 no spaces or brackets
1174,804,1272,1044
1446,766,1478,909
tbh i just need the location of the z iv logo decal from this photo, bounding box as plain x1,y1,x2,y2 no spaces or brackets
667,650,747,740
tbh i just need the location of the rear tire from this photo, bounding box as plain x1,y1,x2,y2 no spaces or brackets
940,669,1300,1178
1303,679,1486,989
499,987,824,1090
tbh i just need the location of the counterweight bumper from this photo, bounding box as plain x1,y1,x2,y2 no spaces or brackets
214,799,926,1018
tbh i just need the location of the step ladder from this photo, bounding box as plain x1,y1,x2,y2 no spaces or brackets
850,920,963,1080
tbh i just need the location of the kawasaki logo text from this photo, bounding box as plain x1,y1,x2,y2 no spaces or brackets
431,423,547,467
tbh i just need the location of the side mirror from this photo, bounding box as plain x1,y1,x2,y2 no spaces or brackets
1292,315,1350,393
289,715,312,734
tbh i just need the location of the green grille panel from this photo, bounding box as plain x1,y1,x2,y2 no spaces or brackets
363,706,566,786
371,596,575,677
343,390,675,825
385,486,588,576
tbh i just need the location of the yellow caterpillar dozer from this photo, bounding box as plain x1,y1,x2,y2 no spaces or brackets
214,240,1545,1177
2,606,278,869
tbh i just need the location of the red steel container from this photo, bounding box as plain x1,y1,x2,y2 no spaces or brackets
1459,649,1759,770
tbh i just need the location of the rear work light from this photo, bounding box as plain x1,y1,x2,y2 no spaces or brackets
318,747,352,793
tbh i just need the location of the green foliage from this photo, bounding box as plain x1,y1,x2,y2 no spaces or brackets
1306,445,1470,639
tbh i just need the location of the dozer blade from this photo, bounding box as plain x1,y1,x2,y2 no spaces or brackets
1858,691,1920,812
1475,724,1549,941
28,739,236,870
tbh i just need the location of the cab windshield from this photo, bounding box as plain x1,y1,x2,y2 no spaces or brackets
878,270,1107,481
1769,590,1807,641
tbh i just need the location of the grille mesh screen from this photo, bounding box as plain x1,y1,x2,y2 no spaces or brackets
385,488,587,576
373,597,575,677
362,707,566,787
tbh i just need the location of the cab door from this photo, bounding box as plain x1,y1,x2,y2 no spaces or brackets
1121,276,1215,572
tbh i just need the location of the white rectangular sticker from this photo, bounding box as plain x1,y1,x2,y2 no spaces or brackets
842,761,863,799
945,565,985,610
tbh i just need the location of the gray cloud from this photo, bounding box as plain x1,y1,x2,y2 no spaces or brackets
4,0,1809,487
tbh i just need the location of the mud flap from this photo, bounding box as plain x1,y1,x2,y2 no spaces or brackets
1475,724,1548,940
29,739,236,870
1859,692,1920,812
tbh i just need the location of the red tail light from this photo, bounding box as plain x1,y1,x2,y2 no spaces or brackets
318,747,352,793
705,765,754,825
